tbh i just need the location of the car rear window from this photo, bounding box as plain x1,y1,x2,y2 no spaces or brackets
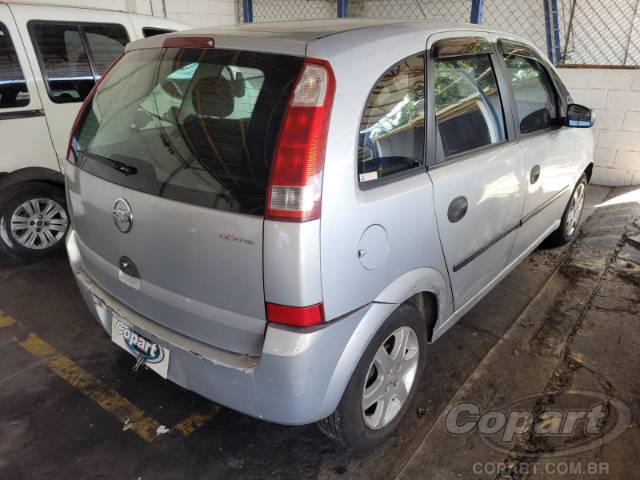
71,47,302,215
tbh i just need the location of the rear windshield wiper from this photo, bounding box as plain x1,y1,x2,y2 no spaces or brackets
111,160,138,176
85,153,138,176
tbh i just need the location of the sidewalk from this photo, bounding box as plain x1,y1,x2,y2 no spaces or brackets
395,187,640,480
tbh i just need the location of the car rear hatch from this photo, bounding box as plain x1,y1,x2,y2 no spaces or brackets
66,43,304,355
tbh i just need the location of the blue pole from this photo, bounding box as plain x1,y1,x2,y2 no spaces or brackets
337,0,348,18
550,0,562,64
470,0,484,24
543,0,554,62
242,0,253,23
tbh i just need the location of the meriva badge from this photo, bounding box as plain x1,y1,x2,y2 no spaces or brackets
114,320,163,363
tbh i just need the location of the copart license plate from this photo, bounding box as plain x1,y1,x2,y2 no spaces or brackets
111,317,170,378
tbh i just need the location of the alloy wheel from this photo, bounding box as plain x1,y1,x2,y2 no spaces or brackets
362,326,420,430
10,198,69,250
565,183,586,238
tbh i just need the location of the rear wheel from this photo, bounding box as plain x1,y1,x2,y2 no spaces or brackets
318,303,426,450
0,182,69,260
545,174,587,247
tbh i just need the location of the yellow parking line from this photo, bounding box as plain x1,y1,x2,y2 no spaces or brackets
173,404,221,438
16,332,163,444
0,311,17,328
3,308,220,441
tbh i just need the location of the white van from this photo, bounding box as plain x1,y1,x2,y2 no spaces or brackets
0,2,187,259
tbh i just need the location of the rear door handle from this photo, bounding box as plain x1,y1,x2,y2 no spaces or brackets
530,165,541,184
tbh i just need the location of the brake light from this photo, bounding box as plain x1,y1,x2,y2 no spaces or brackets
66,53,124,162
266,302,324,327
163,36,215,49
265,58,336,222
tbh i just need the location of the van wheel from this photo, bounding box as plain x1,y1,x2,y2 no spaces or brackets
318,304,426,450
545,174,588,247
0,182,69,260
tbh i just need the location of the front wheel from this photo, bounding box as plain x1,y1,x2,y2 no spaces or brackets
318,304,427,450
0,182,69,260
545,174,588,247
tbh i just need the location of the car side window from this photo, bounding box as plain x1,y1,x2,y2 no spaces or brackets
503,54,560,134
0,22,30,108
30,22,129,103
434,54,506,158
358,53,425,184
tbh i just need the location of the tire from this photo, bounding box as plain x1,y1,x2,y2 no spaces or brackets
318,303,427,450
0,182,69,260
544,174,588,248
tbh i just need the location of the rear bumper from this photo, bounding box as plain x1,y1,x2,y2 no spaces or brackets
67,229,374,425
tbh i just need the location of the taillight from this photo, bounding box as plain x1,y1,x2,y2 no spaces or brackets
66,53,124,162
266,302,324,327
265,58,336,222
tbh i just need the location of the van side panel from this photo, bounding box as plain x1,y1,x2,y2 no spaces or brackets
0,5,57,173
0,115,58,173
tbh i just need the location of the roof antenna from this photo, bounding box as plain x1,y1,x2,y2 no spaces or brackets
415,0,427,18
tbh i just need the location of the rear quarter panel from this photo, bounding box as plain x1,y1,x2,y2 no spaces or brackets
308,30,451,322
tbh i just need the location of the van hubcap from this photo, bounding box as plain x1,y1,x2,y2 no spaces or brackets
362,326,419,430
10,198,68,250
565,183,586,237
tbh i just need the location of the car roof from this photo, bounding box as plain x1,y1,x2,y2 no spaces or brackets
126,19,494,56
196,18,472,39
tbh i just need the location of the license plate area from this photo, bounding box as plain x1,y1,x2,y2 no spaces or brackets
110,316,170,378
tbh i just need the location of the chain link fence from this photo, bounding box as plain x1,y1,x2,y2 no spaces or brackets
239,0,470,23
483,0,548,59
238,0,640,67
558,0,639,66
239,1,337,23
344,0,470,22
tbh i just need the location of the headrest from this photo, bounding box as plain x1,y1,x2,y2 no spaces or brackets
190,75,235,119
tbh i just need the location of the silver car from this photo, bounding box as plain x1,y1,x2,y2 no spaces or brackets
65,20,594,450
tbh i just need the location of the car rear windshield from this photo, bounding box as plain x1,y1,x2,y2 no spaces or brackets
72,47,303,215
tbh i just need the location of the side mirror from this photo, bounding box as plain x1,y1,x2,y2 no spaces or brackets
566,104,594,128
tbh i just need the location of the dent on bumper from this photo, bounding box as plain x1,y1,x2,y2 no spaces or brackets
68,230,374,425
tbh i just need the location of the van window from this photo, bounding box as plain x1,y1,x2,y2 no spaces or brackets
72,48,303,215
84,24,129,76
0,23,30,108
503,55,559,134
142,27,174,37
435,54,506,158
30,22,128,103
358,53,425,184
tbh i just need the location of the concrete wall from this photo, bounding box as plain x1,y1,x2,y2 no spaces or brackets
7,0,238,27
559,68,640,186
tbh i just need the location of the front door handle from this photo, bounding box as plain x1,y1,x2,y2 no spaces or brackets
530,165,541,184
